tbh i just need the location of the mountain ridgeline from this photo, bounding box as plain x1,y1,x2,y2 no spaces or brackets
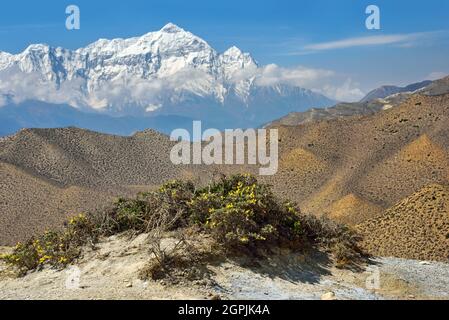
0,23,334,136
269,77,448,127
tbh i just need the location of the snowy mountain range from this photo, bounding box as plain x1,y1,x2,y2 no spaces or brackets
0,23,335,135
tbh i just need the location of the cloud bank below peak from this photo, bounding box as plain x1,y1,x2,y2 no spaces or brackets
247,64,364,102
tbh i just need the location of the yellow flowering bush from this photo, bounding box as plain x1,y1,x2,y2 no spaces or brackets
1,213,98,275
1,174,363,275
188,174,303,250
2,233,68,275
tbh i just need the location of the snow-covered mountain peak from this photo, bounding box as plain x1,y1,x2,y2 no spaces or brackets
77,23,214,63
219,46,257,83
223,46,244,56
24,43,51,52
160,22,185,33
0,51,12,66
221,46,256,65
0,23,335,125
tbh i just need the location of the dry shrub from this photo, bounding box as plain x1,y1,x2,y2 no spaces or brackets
299,214,364,268
141,204,188,280
97,180,195,235
139,238,214,283
139,201,217,282
2,174,365,275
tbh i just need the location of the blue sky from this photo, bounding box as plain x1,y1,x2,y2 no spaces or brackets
1,0,449,99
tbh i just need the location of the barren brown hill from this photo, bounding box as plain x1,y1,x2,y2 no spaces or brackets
0,128,190,245
270,76,447,128
324,194,383,226
357,184,449,261
263,94,449,226
0,161,115,245
0,127,180,188
420,75,449,96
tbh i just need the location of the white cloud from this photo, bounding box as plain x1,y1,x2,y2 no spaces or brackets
425,71,447,81
0,67,87,107
226,63,364,101
306,34,412,51
86,68,220,113
240,64,363,102
0,62,364,110
0,95,7,107
298,31,445,53
146,104,162,112
317,79,365,102
0,66,219,113
254,64,335,88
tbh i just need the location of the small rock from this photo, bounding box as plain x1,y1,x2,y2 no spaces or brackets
321,292,337,300
125,282,133,288
419,261,431,266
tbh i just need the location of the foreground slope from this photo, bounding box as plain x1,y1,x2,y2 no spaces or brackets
1,234,449,300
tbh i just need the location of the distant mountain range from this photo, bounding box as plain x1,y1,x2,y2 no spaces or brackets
0,100,207,136
0,23,335,136
269,76,449,127
360,80,432,102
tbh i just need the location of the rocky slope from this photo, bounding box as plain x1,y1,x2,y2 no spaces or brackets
0,127,180,188
0,127,193,245
420,76,449,96
0,161,115,245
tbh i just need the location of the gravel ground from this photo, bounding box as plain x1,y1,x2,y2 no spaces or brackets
374,257,449,299
1,235,448,300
